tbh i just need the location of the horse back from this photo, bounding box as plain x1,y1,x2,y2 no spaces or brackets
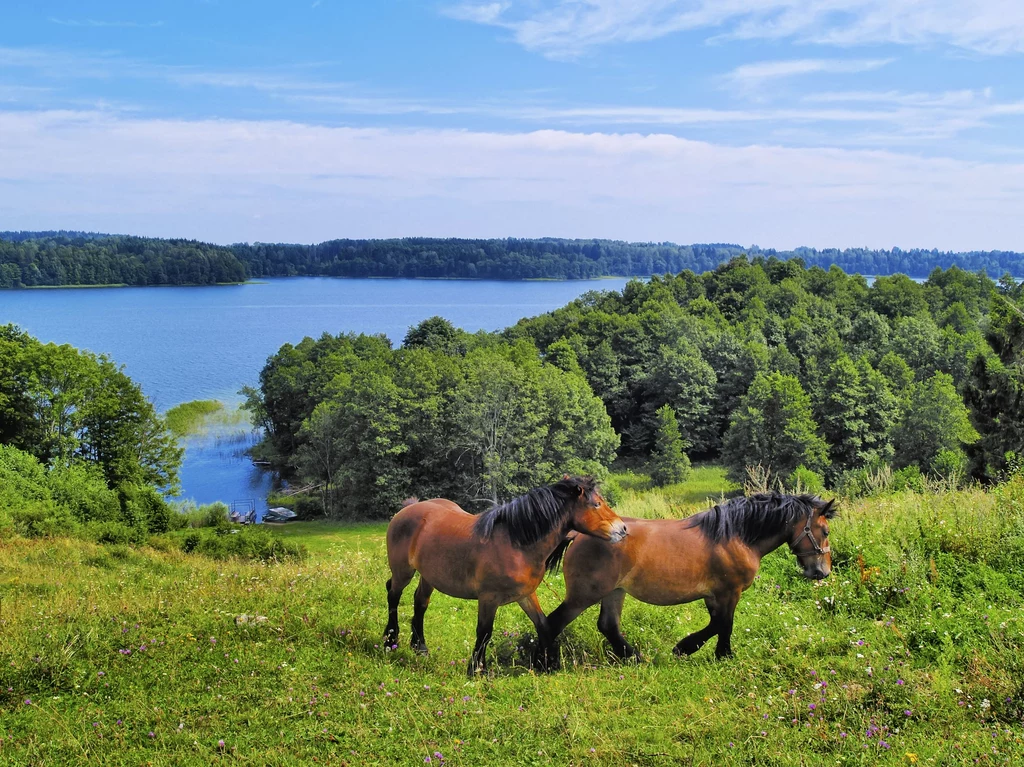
564,517,749,606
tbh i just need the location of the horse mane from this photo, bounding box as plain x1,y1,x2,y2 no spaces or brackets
684,492,834,546
544,532,577,574
473,476,598,550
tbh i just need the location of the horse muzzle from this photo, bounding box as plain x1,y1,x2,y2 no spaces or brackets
804,565,830,580
608,521,628,543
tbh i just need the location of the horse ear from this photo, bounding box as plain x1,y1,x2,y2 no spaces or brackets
821,499,837,519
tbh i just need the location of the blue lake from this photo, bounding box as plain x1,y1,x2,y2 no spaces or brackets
0,277,630,513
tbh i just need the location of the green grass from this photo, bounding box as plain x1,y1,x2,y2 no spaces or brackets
163,400,249,438
3,476,1024,765
610,464,740,516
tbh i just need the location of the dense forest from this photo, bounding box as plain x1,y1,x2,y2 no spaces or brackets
0,234,245,287
246,258,1024,519
2,231,1023,287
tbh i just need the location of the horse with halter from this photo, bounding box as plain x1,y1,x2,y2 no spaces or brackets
384,476,627,676
537,492,835,665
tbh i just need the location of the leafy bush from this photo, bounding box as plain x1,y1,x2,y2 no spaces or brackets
9,503,79,538
174,527,306,562
788,465,825,494
83,521,147,546
118,483,173,534
47,462,120,523
891,464,925,493
931,448,969,484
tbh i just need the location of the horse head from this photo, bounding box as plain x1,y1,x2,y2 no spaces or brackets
562,476,627,543
789,497,836,580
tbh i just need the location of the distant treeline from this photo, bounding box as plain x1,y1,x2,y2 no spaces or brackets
0,234,245,288
2,231,1023,287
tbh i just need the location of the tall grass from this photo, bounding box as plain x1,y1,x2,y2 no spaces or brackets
1,478,1023,764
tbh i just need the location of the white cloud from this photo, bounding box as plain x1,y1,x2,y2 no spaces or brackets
48,18,164,28
0,110,1021,250
444,1,1024,57
725,58,893,92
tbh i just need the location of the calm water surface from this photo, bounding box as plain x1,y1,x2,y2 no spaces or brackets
0,277,630,512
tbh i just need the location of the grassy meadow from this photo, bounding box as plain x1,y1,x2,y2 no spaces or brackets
2,469,1024,765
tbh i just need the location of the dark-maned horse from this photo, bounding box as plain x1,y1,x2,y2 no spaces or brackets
538,493,835,664
384,476,627,676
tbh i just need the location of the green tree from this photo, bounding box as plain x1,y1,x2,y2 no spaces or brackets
402,316,467,356
0,325,181,493
722,372,829,483
649,404,691,486
636,340,717,454
892,372,980,471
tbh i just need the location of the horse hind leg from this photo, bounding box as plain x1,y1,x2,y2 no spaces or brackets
383,567,415,647
410,578,434,655
597,589,642,662
467,598,499,677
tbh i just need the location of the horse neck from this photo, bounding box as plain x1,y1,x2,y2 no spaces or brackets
520,513,574,559
750,526,795,559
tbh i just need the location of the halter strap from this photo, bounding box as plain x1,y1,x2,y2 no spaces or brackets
790,517,830,556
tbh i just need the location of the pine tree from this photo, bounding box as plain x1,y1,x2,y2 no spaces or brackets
649,404,691,486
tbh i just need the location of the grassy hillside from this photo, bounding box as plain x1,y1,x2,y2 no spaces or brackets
2,472,1024,765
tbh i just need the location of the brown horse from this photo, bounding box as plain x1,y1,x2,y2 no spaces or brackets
384,476,627,676
539,493,835,664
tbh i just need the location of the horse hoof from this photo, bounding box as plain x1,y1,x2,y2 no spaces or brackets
531,646,560,673
412,643,429,656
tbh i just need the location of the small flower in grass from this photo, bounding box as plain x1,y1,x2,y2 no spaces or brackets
148,731,155,739
462,695,471,702
218,739,225,750
906,754,918,764
840,732,847,739
424,756,432,764
880,740,890,749
24,699,31,705
808,704,816,711
905,710,912,717
896,679,904,685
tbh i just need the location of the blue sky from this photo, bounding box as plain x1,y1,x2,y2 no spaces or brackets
1,1,1023,249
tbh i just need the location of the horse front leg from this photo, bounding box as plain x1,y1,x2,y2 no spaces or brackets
712,593,740,659
517,592,558,671
673,592,740,659
467,598,499,677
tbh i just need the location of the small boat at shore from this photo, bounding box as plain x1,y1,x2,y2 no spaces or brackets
262,507,298,524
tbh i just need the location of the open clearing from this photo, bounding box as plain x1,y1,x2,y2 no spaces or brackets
2,472,1024,765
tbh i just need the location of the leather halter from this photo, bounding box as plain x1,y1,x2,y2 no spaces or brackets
790,515,830,558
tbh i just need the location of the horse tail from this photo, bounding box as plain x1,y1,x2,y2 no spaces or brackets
545,532,577,574
401,496,419,508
